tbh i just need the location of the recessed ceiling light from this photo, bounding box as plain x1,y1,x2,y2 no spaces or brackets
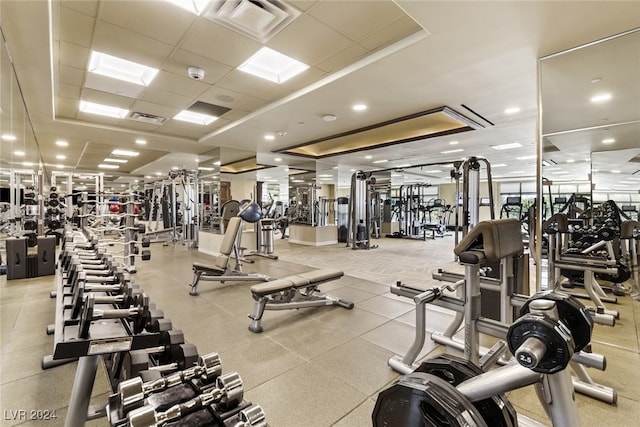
104,158,128,163
449,141,459,145
590,93,612,103
602,138,615,144
165,0,211,15
155,172,163,176
353,104,367,111
238,47,309,84
274,157,282,162
173,110,218,125
112,149,139,157
611,170,621,173
516,155,537,160
365,155,373,159
566,159,575,163
350,169,356,172
373,159,388,164
135,139,147,145
213,161,221,166
171,166,179,170
441,149,464,154
511,170,525,174
590,77,602,84
88,51,159,86
57,164,65,169
56,154,66,160
22,162,34,166
14,150,25,156
491,142,522,150
264,135,275,141
551,171,569,175
98,164,119,169
322,114,337,122
423,170,442,174
1,134,17,141
80,100,129,119
56,140,68,147
492,164,507,168
504,107,521,114
198,167,215,171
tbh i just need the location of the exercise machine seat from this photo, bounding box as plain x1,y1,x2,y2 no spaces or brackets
250,269,344,298
454,219,524,264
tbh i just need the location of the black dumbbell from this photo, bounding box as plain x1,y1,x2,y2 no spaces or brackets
118,352,222,413
127,372,244,427
69,280,141,319
120,331,198,378
78,292,150,338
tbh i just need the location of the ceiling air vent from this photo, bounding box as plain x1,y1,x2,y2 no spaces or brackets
204,0,301,43
126,112,167,125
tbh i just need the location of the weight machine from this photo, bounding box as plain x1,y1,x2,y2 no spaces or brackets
346,171,379,249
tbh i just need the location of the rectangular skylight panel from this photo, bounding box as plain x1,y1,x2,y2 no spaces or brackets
89,51,159,86
174,110,218,125
238,47,309,84
79,101,129,119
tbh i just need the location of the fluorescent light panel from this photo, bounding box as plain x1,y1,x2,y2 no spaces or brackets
492,142,522,150
516,155,537,160
111,149,139,157
2,134,17,141
174,110,218,125
238,47,309,84
590,93,612,103
80,101,129,119
104,158,128,163
89,51,159,86
441,148,463,154
98,164,119,169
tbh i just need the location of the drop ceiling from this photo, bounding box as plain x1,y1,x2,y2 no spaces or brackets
0,1,639,189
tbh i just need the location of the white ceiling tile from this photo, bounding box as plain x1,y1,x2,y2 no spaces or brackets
215,69,293,102
164,49,233,85
76,112,122,127
59,5,95,47
308,0,408,42
159,120,217,139
315,43,368,73
358,17,423,51
182,18,262,67
149,71,210,99
267,14,352,66
58,82,82,100
80,88,136,109
287,1,319,13
100,0,197,45
60,0,100,18
199,87,269,112
58,64,85,86
59,41,90,69
117,119,161,133
92,21,174,68
139,88,193,110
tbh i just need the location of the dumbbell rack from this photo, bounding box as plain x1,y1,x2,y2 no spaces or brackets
50,247,161,427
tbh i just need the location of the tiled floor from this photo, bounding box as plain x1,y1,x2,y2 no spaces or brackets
1,233,639,426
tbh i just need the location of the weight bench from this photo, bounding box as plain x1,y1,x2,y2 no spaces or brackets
190,217,269,296
248,269,354,333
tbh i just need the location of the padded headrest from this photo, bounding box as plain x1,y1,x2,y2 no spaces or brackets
454,218,524,262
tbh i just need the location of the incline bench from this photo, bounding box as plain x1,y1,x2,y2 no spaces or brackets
248,269,354,333
190,217,269,296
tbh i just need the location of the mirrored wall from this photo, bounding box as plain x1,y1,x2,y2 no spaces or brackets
538,27,640,282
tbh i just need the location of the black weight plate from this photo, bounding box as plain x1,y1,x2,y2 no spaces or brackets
508,314,573,373
23,220,37,231
26,233,38,247
373,372,488,427
520,290,592,352
48,198,59,207
595,262,631,284
596,227,617,241
415,354,517,427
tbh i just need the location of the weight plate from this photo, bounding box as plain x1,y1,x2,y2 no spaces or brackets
415,354,517,427
373,372,488,427
596,262,631,284
27,233,38,248
520,291,592,352
23,219,37,231
508,314,573,373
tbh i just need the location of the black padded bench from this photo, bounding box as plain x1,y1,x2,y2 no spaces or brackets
248,269,354,333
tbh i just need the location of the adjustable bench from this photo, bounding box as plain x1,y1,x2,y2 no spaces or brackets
190,217,269,296
248,269,354,333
